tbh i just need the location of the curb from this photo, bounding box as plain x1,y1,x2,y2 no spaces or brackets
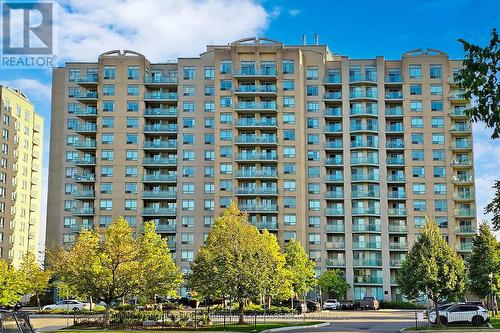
262,322,330,333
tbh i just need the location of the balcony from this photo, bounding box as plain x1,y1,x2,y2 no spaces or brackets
326,258,346,267
452,175,474,184
324,141,343,150
385,92,403,100
353,259,382,267
352,190,379,199
325,108,343,117
238,204,278,212
450,124,472,134
387,191,407,199
390,259,403,267
350,74,377,84
143,124,177,133
455,225,477,234
143,92,178,101
76,91,98,102
143,108,178,117
235,187,278,196
353,241,382,250
324,92,342,101
387,175,406,182
69,223,93,233
325,174,344,182
454,208,475,218
352,207,380,215
449,92,467,101
234,68,277,79
142,174,177,182
386,141,405,149
74,141,97,150
235,153,277,161
350,107,378,116
389,243,408,251
234,85,277,95
385,107,404,116
349,91,377,100
387,157,405,165
351,157,379,165
323,76,342,85
388,225,408,233
72,190,95,199
142,141,177,150
351,174,380,182
144,76,178,85
350,140,379,149
353,276,383,285
352,224,381,232
73,174,96,182
235,101,277,112
74,124,97,133
235,135,277,145
73,157,96,166
453,192,474,201
152,224,177,233
386,124,405,133
142,191,177,199
254,222,278,230
452,159,473,168
74,108,97,117
350,125,379,133
456,243,473,251
451,141,473,150
325,224,345,233
325,242,345,250
388,208,408,216
235,118,277,128
325,157,343,166
142,157,178,165
385,75,403,84
235,170,277,178
142,207,177,216
76,75,98,85
450,109,469,118
325,191,344,199
71,207,94,216
325,124,343,133
325,208,344,216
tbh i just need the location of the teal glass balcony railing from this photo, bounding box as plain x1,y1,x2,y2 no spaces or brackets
351,173,380,181
454,208,475,217
325,208,344,216
235,135,277,144
73,157,96,165
353,259,382,267
153,224,177,232
324,92,342,100
387,191,407,199
388,225,408,233
69,223,92,233
456,243,473,251
353,241,382,250
325,141,343,149
74,124,97,132
76,91,98,99
325,242,346,250
351,157,379,165
235,68,277,76
143,141,178,149
236,170,277,178
387,175,406,182
238,204,278,212
144,76,178,84
325,124,343,132
142,207,177,215
387,157,405,165
235,187,278,195
325,224,345,232
76,75,98,83
386,124,405,132
325,174,344,182
143,108,178,116
385,74,403,83
389,242,408,250
325,108,343,116
386,141,405,149
390,259,404,267
143,92,178,100
235,85,277,93
142,191,177,199
353,276,383,284
451,124,471,132
236,118,277,127
350,107,378,116
254,222,278,230
352,207,380,215
74,141,97,148
71,207,94,215
235,152,277,160
352,224,381,232
142,174,177,182
349,91,377,99
452,175,474,183
143,124,178,132
142,157,178,165
385,107,404,116
385,92,403,99
451,141,473,149
74,108,97,116
235,101,277,110
325,191,344,199
350,74,377,82
350,140,379,148
453,192,474,200
73,173,96,182
350,124,379,132
72,190,95,198
352,190,379,199
455,225,476,233
324,76,342,84
388,208,408,216
452,159,473,167
450,109,468,117
326,258,346,266
325,157,343,165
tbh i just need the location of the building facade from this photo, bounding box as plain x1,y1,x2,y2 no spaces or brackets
0,86,43,267
46,38,476,301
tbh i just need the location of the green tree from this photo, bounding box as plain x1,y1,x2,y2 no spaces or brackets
468,223,500,307
19,252,51,309
0,259,25,307
188,203,284,324
485,180,500,231
397,218,465,327
457,28,499,139
137,221,182,303
284,239,316,300
317,270,349,299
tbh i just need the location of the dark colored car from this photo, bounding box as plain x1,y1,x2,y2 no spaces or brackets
306,300,319,312
275,299,307,313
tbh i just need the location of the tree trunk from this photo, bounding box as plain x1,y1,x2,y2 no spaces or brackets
103,306,111,326
433,300,442,327
36,293,41,310
238,301,245,324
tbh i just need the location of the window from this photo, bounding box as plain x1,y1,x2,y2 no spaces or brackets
431,117,444,128
411,117,424,128
282,60,294,74
182,216,194,227
220,163,232,174
205,117,214,128
182,200,195,211
430,85,443,96
434,183,446,195
181,233,194,245
412,150,424,161
204,199,214,211
431,100,443,111
183,101,195,112
205,66,215,80
205,133,214,144
183,66,195,80
127,66,139,80
283,129,295,141
220,179,232,191
205,101,215,112
101,166,113,177
204,85,215,96
204,183,214,194
125,166,138,177
308,233,320,245
103,101,115,112
220,146,232,158
127,84,139,96
102,116,114,128
181,250,194,262
220,129,232,141
410,100,423,112
306,66,318,80
307,101,319,112
125,199,137,211
284,180,296,192
183,183,195,194
283,96,295,107
307,85,318,96
101,149,114,161
103,66,115,79
126,150,138,161
413,183,426,195
308,166,320,177
127,101,138,112
126,133,138,144
412,166,425,178
414,216,426,227
183,85,195,96
182,150,195,161
411,133,424,144
308,150,320,160
102,133,114,144
309,216,321,228
308,134,320,144
284,147,296,158
432,149,445,161
100,199,112,211
432,133,445,144
284,197,296,208
430,64,442,79
433,166,446,178
308,183,320,194
409,64,421,79
68,68,80,82
283,80,295,91
183,134,195,144
410,84,422,95
183,117,195,128
284,163,296,174
220,113,232,124
125,183,137,193
307,118,319,128
414,200,426,212
219,60,232,74
283,113,295,124
220,96,232,107
220,79,232,91
435,200,447,212
284,214,297,226
126,117,138,128
308,200,321,211
103,84,115,96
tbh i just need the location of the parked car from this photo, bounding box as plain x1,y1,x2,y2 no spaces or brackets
355,296,379,310
340,300,355,310
275,299,307,313
42,300,90,311
428,304,489,326
323,299,341,310
306,300,319,312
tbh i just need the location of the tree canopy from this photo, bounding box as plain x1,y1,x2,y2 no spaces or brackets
0,259,25,306
485,180,500,231
317,269,349,299
284,239,316,299
19,252,51,308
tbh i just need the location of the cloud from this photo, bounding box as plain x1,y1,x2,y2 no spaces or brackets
2,78,51,102
53,0,270,63
288,9,302,17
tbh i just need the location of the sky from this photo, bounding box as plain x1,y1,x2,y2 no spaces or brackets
0,0,498,243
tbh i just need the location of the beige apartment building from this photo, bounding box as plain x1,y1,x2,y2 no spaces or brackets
46,37,476,301
0,86,43,268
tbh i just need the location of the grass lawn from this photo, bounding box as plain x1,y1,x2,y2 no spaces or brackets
491,317,500,329
52,321,324,333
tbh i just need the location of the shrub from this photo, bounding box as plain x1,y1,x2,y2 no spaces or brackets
379,301,426,309
204,304,298,315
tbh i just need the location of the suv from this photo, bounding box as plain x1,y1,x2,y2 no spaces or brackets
429,304,489,326
323,299,341,310
355,296,379,310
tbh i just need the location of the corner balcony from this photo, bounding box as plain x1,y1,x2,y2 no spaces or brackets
451,141,473,151
73,173,96,182
452,175,474,185
76,75,98,86
384,75,403,85
324,92,343,101
325,174,344,182
455,225,477,234
388,225,408,233
324,141,343,150
389,242,408,251
325,242,345,250
450,124,472,135
235,152,277,162
325,124,343,133
325,157,343,166
142,174,177,183
451,159,473,168
143,124,177,133
72,190,95,199
143,92,178,102
74,107,97,118
390,259,403,267
235,170,278,178
69,223,93,233
350,140,379,149
449,92,467,102
353,259,382,267
142,207,177,216
143,76,178,86
254,222,278,230
352,190,379,199
353,276,383,285
233,68,277,80
350,157,379,166
351,174,380,182
353,241,382,250
325,107,343,118
352,207,380,216
142,190,177,200
142,157,178,166
143,108,178,118
234,102,277,112
74,124,97,133
385,92,403,101
235,118,278,129
147,223,177,233
238,204,278,213
74,141,97,150
449,109,469,118
453,192,474,202
76,91,98,102
352,224,381,232
234,85,277,96
71,207,94,216
349,91,377,101
454,208,475,218
234,135,277,145
323,76,342,86
350,107,378,117
142,141,177,150
325,224,345,233
326,258,346,267
388,208,408,216
235,187,278,196
387,191,407,200
325,208,344,216
456,243,473,252
349,74,377,84
73,157,96,166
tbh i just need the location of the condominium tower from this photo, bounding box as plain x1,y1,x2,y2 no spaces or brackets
47,38,476,301
0,86,44,267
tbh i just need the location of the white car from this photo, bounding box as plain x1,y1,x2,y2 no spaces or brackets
323,299,341,310
43,300,90,311
429,304,489,326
